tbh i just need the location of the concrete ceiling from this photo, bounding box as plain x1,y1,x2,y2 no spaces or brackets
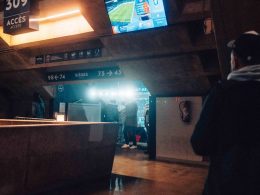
0,0,220,99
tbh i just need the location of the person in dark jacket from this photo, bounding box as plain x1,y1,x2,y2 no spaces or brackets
121,100,138,149
191,31,260,195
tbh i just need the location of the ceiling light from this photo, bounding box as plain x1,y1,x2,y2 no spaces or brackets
0,10,93,46
29,9,81,22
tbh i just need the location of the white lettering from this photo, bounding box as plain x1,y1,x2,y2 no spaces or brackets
19,15,26,23
6,15,27,28
13,0,20,8
5,0,12,11
21,0,27,7
5,0,28,11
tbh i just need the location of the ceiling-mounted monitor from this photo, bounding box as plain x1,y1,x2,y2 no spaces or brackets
105,0,168,34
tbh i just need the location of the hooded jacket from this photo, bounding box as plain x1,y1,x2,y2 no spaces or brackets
191,65,260,195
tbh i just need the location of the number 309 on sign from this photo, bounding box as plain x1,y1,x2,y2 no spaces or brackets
5,0,28,11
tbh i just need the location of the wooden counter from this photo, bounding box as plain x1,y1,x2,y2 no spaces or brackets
0,120,119,195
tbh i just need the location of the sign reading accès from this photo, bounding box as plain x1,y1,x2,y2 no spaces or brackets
46,67,123,82
4,0,38,35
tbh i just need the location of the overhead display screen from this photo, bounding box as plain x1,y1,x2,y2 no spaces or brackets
105,0,168,34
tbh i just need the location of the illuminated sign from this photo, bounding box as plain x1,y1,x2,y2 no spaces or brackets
46,67,123,82
104,0,167,34
36,48,102,64
4,0,38,35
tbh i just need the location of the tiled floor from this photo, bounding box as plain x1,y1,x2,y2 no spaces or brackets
44,148,208,195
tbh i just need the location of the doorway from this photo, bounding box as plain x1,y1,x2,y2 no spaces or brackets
49,80,151,154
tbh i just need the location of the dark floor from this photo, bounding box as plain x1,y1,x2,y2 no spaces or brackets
41,148,207,195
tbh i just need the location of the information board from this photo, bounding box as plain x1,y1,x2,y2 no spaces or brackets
47,67,123,82
36,48,102,64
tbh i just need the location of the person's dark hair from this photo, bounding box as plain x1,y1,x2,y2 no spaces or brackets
233,49,260,66
228,32,260,65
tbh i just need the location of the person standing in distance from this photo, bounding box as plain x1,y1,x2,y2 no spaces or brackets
121,100,138,149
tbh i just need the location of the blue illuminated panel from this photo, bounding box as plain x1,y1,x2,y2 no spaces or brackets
105,0,168,34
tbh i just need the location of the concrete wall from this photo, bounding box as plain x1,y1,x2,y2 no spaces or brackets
156,97,202,162
212,0,260,78
0,121,118,195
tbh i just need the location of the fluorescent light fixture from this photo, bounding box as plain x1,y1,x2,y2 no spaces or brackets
29,9,81,22
0,9,93,46
87,87,136,101
88,88,97,99
110,91,116,97
118,90,125,97
126,89,135,99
